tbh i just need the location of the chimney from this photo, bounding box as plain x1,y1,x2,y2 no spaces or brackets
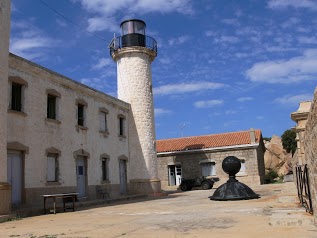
249,128,256,144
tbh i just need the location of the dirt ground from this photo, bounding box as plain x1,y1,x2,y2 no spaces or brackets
1,183,316,238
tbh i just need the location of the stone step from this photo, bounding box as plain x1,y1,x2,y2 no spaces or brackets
269,209,314,227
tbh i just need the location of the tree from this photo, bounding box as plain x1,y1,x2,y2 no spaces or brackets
281,129,297,155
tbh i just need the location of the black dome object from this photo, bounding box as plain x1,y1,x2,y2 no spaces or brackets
209,156,259,201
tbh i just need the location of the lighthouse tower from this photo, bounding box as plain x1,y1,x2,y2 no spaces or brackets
0,0,11,215
110,19,160,194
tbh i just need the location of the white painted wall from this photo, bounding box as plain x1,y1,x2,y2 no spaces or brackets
0,0,11,182
8,54,130,189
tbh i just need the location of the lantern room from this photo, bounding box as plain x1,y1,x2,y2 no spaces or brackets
120,19,146,47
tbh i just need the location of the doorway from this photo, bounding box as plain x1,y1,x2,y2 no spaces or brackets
119,160,127,194
76,156,87,198
168,165,182,186
7,152,23,205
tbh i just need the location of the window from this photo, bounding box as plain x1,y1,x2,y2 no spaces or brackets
99,108,108,133
47,154,58,182
10,83,22,111
47,95,57,119
77,104,84,126
76,99,87,128
9,76,28,113
118,115,125,136
101,158,109,181
201,162,216,177
237,159,246,175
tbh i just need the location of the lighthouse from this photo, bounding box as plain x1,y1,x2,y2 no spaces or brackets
109,19,161,194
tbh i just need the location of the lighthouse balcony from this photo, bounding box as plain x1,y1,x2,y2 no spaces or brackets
109,35,157,56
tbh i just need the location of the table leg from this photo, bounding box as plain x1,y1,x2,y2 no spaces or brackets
44,197,47,214
53,197,56,214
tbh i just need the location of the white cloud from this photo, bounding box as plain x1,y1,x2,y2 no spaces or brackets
214,36,239,44
154,82,225,96
298,36,317,44
168,35,190,46
92,57,113,70
194,100,224,108
225,110,237,115
246,49,317,83
10,21,57,60
274,94,312,106
10,36,56,60
80,77,110,92
268,0,317,10
154,108,171,116
75,0,194,32
237,97,253,102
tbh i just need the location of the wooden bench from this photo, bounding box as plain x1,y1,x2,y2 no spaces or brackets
41,193,79,214
96,185,110,200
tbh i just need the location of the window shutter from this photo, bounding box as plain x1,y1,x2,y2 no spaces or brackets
47,156,56,181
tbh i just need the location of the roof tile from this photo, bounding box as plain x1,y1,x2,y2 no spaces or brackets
156,129,262,153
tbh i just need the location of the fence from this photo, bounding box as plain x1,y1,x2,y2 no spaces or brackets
295,164,313,214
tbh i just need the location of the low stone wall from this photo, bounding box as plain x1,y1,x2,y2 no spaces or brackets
304,87,317,223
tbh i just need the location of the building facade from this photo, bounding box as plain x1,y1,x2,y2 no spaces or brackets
7,53,132,207
157,129,266,189
0,1,160,214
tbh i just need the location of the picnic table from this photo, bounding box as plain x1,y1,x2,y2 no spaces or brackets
41,193,79,214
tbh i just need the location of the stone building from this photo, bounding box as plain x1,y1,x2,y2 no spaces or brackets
156,129,266,189
291,101,311,167
0,0,160,215
291,92,317,222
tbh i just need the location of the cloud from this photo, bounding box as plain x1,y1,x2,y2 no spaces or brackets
10,36,56,60
153,82,225,96
237,97,253,102
155,108,172,116
268,0,317,10
75,0,194,32
10,20,57,61
245,49,317,83
214,36,239,44
80,77,110,92
92,57,113,70
168,35,190,46
298,36,317,44
194,100,224,108
274,94,312,106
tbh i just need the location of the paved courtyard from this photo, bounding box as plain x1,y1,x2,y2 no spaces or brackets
0,183,316,238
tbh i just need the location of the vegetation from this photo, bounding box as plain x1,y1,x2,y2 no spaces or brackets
263,137,271,141
264,169,279,184
281,129,297,155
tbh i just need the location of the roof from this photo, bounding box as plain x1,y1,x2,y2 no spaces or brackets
156,129,262,153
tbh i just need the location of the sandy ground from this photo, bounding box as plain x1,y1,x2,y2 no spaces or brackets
0,183,316,238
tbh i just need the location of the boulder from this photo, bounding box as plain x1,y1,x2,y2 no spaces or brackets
264,135,292,176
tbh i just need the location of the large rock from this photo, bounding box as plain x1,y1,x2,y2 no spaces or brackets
264,135,292,175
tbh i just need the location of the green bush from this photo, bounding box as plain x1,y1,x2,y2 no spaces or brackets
264,169,278,184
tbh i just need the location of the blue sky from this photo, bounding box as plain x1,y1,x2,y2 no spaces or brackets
10,0,316,139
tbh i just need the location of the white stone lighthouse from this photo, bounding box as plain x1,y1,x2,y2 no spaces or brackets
110,19,161,194
0,0,11,215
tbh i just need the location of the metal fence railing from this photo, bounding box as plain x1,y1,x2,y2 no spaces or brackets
295,164,313,214
109,35,157,56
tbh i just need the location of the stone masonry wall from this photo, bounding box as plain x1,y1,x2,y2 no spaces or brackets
303,87,317,222
116,48,158,181
158,146,264,189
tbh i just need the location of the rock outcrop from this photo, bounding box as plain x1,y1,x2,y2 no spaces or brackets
264,135,292,175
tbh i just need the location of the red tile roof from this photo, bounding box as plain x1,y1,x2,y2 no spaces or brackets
156,129,262,153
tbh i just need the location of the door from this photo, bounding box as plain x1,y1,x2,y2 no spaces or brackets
168,165,176,186
7,153,22,205
175,165,182,186
76,157,86,198
119,160,127,194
